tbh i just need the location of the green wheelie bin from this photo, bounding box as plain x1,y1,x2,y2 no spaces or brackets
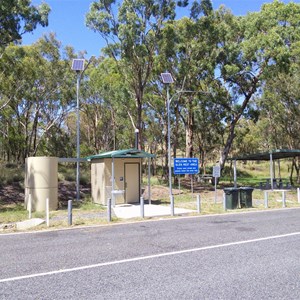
223,188,239,209
239,187,254,208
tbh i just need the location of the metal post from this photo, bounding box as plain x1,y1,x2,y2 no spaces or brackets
68,200,72,226
191,175,194,195
167,85,174,216
197,194,201,214
148,157,151,205
270,153,274,190
76,72,80,201
223,192,227,211
111,157,115,206
214,177,217,204
178,176,181,192
28,194,32,219
264,191,268,208
140,196,144,218
46,198,50,227
233,160,237,188
107,198,112,222
297,188,300,204
282,191,286,208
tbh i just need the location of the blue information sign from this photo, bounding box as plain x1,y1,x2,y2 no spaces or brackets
174,158,199,175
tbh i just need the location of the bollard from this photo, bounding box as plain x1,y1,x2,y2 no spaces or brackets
107,198,112,222
264,191,268,208
46,198,50,227
223,192,227,211
197,194,201,214
140,196,144,218
28,194,32,219
282,191,286,208
298,188,300,204
170,195,175,216
68,200,72,226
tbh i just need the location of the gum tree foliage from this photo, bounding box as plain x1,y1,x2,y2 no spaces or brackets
0,34,75,162
0,0,50,49
85,0,177,149
214,1,300,169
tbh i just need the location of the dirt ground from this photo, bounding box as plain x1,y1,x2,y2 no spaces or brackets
0,178,217,207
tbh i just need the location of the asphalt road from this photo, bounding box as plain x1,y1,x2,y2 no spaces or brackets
1,208,300,299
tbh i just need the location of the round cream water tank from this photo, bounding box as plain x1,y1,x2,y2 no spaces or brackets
25,157,58,212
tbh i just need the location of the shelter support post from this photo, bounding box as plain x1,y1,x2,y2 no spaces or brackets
233,160,237,188
270,153,274,190
111,158,115,206
148,157,151,205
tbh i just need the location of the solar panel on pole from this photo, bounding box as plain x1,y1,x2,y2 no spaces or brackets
161,73,174,84
72,59,85,71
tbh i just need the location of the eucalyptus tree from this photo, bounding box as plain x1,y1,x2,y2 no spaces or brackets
79,57,135,154
86,0,177,149
0,0,50,50
0,34,75,162
213,1,300,169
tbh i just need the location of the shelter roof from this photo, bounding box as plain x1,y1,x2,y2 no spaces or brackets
86,149,155,161
229,149,300,161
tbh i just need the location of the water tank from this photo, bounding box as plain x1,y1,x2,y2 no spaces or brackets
25,157,58,212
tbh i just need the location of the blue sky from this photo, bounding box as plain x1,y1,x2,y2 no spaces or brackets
22,0,298,57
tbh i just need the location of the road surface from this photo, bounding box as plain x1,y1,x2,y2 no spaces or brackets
1,208,300,299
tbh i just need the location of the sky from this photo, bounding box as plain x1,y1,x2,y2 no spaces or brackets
22,0,299,57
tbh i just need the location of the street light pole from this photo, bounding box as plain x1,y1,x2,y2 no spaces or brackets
166,84,174,216
76,71,80,202
72,57,95,201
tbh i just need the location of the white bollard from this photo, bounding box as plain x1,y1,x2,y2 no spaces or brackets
282,191,286,208
223,192,227,211
197,194,201,214
297,188,300,204
264,191,268,208
68,200,72,226
140,196,144,218
46,198,50,227
107,198,112,222
28,194,32,219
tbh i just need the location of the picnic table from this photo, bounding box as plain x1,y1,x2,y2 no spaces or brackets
259,178,291,190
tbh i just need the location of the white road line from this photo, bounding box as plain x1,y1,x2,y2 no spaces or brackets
1,231,300,283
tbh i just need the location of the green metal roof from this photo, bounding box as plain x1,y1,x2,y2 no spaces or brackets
86,149,155,161
229,149,300,161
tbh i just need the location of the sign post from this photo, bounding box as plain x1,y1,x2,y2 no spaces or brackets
213,165,221,204
174,158,199,197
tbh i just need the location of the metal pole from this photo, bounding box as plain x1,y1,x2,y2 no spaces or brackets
148,157,151,205
140,196,144,218
46,198,50,227
68,200,72,226
233,160,237,188
223,192,227,211
28,194,32,219
270,153,274,190
197,194,201,214
264,191,268,208
167,85,174,216
111,157,115,206
76,72,80,201
282,191,286,208
214,177,217,204
107,198,112,222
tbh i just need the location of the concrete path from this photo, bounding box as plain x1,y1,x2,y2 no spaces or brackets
112,204,195,219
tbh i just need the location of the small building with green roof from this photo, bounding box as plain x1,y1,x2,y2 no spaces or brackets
86,149,155,205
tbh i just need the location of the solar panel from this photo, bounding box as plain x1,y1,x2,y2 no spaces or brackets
161,73,174,84
72,59,85,71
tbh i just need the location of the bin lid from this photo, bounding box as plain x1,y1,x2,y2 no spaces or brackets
223,187,239,191
239,187,254,191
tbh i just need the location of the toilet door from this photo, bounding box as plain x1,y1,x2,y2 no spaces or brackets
124,163,140,203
